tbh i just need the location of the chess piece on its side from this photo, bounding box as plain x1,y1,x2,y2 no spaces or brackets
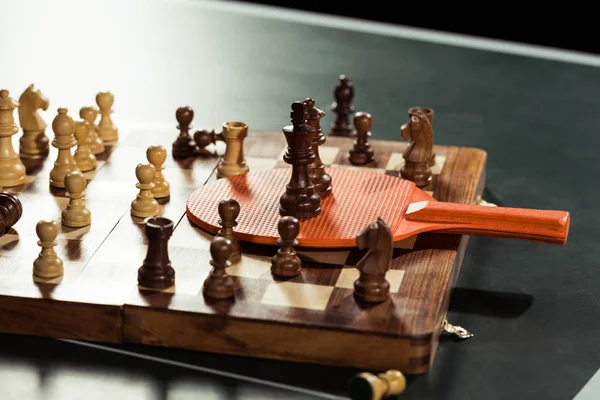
18,84,50,158
400,110,433,188
0,192,23,236
408,106,436,167
217,198,241,263
96,92,118,145
329,75,355,137
203,236,236,300
0,90,27,187
348,370,406,400
354,218,392,303
349,111,375,165
279,101,321,218
193,128,224,155
49,108,80,189
305,98,332,198
73,120,97,172
216,121,250,179
33,219,64,279
62,171,92,228
146,145,170,199
131,163,160,218
271,216,302,278
138,216,175,289
173,106,198,159
79,106,105,155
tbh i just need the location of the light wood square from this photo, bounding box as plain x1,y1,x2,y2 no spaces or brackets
385,153,447,175
261,281,334,311
227,254,272,279
246,157,278,172
318,146,340,165
334,267,405,293
171,219,213,251
328,164,386,174
82,160,107,180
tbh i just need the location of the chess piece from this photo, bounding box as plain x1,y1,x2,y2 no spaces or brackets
173,106,198,159
146,145,170,199
408,106,436,167
33,220,64,279
49,108,80,189
271,216,302,278
18,84,50,158
305,98,332,198
216,121,250,178
96,92,118,145
61,171,91,228
348,370,406,400
0,90,27,187
203,236,236,299
279,101,321,218
131,163,160,218
349,111,375,165
138,216,175,289
0,192,22,235
73,120,97,172
194,128,224,153
79,106,104,154
217,199,241,263
329,75,355,137
354,218,393,303
400,109,433,187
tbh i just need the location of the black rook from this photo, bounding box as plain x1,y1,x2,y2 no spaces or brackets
138,216,175,289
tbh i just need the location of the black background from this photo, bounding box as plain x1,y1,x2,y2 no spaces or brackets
239,2,599,55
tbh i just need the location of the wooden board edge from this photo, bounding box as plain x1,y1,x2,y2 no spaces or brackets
0,295,123,344
122,306,435,374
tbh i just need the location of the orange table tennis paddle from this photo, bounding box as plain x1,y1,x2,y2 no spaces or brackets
186,168,570,248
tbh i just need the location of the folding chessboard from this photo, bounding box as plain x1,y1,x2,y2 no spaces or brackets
0,125,487,374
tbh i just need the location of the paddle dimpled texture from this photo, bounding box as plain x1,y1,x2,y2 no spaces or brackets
186,168,416,247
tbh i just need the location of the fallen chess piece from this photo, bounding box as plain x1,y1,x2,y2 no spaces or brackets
348,369,406,400
0,192,22,235
193,128,223,153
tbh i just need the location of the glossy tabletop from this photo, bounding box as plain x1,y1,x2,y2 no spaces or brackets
0,0,599,399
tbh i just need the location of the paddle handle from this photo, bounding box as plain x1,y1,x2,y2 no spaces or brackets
406,202,570,245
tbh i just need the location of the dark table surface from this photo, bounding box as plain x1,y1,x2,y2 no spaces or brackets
1,0,599,399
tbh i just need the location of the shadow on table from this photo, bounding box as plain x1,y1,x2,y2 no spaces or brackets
448,287,534,318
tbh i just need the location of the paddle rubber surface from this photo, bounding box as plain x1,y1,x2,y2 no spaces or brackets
186,168,416,247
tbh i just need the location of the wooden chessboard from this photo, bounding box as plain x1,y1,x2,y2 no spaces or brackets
0,124,487,374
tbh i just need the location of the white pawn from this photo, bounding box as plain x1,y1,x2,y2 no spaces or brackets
131,163,159,218
62,171,91,227
73,120,97,172
146,145,170,199
33,220,63,279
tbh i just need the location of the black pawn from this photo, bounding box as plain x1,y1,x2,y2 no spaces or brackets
173,106,198,159
217,198,241,263
349,112,374,165
329,75,355,137
271,216,302,278
0,192,22,235
138,217,175,289
203,236,236,299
